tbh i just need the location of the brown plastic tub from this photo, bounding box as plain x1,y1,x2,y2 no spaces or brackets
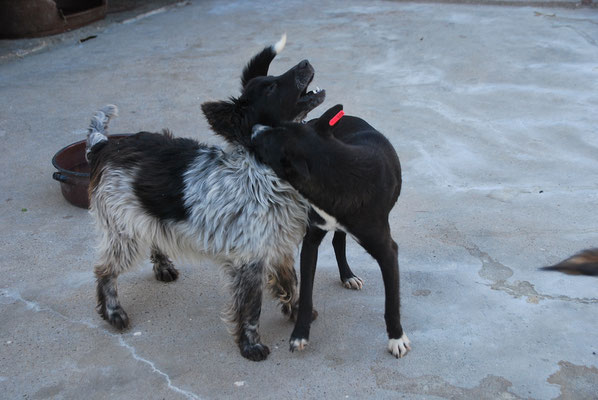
52,134,131,209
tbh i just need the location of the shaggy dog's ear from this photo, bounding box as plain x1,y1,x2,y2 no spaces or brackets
201,100,243,144
241,34,286,88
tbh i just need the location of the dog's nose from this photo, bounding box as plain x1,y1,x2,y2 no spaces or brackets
298,59,310,69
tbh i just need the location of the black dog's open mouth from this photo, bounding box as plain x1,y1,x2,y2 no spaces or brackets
295,74,326,121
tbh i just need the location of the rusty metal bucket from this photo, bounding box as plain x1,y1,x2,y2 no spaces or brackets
52,134,131,209
0,0,107,39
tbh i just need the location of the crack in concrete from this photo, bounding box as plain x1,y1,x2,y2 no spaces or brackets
0,288,201,400
466,242,598,304
121,1,191,25
116,336,200,400
433,226,598,304
554,24,598,46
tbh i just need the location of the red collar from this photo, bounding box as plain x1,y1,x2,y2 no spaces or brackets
329,110,345,126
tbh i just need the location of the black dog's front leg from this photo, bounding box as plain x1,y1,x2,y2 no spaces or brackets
289,224,327,352
359,227,411,358
332,231,364,290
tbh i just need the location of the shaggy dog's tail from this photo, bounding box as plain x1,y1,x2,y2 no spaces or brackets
541,248,598,276
86,104,118,162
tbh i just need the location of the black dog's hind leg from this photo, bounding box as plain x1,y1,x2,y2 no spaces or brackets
332,231,364,290
289,225,327,352
357,224,410,358
227,261,270,361
150,246,179,282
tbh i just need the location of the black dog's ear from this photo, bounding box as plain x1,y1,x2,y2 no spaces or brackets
314,104,344,135
201,100,243,144
241,34,286,88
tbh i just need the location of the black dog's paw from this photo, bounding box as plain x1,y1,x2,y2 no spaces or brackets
289,336,309,352
98,304,130,330
388,333,411,358
342,275,364,290
154,265,179,282
240,343,271,361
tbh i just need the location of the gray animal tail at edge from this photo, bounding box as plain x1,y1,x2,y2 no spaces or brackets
86,104,118,162
541,248,598,276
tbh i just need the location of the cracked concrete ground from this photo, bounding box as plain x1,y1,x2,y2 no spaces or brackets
1,0,597,399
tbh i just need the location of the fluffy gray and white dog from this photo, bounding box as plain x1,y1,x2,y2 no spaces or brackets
86,37,327,361
87,105,308,362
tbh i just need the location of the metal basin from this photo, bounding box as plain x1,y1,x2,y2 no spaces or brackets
52,134,131,209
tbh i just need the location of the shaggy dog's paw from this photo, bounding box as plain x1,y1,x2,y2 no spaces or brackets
99,305,130,330
240,343,270,361
154,265,179,282
343,276,364,290
388,333,411,358
289,337,308,352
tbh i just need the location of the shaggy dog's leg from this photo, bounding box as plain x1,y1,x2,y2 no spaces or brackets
267,255,298,320
94,233,142,330
289,225,327,352
268,255,319,322
332,231,364,290
150,246,179,282
227,261,270,361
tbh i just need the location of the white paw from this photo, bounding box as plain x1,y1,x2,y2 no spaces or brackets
388,333,411,358
343,276,364,290
289,338,308,352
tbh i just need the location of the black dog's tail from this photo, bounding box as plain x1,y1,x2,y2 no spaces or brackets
240,33,286,87
86,105,118,162
541,248,598,276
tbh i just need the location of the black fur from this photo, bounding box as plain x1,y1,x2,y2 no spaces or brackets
202,51,325,147
89,131,206,222
241,44,278,88
201,42,365,291
251,104,409,357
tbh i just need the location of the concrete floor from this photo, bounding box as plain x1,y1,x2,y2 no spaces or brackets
1,1,598,399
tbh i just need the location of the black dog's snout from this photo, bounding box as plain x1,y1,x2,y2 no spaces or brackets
298,59,310,69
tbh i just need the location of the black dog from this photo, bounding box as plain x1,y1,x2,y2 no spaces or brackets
250,104,411,358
